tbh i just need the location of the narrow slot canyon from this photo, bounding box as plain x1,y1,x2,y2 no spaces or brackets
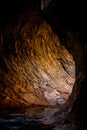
0,0,87,130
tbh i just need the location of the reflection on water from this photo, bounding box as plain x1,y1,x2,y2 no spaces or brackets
0,105,61,130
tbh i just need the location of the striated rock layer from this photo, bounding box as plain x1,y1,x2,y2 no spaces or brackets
0,10,75,109
41,0,87,129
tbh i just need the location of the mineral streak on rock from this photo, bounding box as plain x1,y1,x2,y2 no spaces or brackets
0,10,75,109
41,0,52,10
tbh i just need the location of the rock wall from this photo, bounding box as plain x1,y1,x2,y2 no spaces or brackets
41,0,87,129
1,0,87,129
0,10,75,109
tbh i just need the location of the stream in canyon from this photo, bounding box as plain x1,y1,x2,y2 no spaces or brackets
0,105,61,130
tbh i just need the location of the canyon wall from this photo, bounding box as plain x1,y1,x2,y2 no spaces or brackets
41,0,87,129
0,10,75,109
0,0,87,129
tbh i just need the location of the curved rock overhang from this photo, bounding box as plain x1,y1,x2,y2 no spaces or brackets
0,10,75,109
0,0,87,129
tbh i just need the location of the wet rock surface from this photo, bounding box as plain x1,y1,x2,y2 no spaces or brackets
0,106,59,130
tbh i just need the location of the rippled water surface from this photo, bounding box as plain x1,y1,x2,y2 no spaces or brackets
0,106,60,130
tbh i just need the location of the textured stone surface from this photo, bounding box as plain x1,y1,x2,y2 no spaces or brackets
0,10,75,109
41,0,87,129
0,1,87,130
41,0,52,10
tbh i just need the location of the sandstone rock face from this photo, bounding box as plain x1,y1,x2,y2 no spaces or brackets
0,10,75,109
41,0,87,129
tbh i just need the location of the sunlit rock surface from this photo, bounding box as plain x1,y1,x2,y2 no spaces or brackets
0,10,75,109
